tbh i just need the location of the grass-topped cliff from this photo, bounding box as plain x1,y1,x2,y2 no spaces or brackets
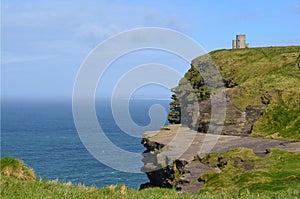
170,46,300,141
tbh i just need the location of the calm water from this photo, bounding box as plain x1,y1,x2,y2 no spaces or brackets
1,99,170,189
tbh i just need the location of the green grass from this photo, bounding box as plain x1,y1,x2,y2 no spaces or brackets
1,156,300,198
252,92,300,141
198,148,300,195
1,175,300,199
0,156,36,181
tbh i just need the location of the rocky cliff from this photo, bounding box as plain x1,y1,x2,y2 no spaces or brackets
169,46,300,140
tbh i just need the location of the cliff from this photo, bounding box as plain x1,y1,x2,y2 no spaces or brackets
169,46,300,140
142,46,300,193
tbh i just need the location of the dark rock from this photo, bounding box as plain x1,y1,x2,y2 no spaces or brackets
245,106,264,121
174,160,188,174
139,182,155,190
217,156,227,168
145,166,173,188
141,138,164,151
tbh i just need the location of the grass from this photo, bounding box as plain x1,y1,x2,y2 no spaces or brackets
2,175,300,199
0,156,36,181
198,148,300,195
1,155,300,198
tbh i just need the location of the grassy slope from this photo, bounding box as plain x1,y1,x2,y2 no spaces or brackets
1,155,300,198
195,46,300,141
198,148,300,195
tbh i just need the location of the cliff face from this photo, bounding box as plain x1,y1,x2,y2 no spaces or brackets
197,97,264,135
170,46,300,140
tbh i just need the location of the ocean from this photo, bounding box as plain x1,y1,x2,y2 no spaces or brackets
1,98,170,189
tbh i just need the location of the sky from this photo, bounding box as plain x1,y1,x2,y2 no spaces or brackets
1,0,300,100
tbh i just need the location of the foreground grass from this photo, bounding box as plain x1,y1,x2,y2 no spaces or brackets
1,152,300,199
1,175,300,199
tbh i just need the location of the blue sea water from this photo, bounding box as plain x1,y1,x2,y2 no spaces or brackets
1,98,170,189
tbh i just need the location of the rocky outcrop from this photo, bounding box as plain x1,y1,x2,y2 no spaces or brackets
140,125,300,194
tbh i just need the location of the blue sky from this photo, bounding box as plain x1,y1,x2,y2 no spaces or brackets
2,0,300,100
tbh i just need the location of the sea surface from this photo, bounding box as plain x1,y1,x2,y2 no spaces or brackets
1,98,170,189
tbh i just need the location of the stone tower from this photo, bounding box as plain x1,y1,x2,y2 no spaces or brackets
232,34,249,49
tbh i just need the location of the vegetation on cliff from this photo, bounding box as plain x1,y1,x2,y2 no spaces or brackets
170,46,300,141
168,95,181,124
